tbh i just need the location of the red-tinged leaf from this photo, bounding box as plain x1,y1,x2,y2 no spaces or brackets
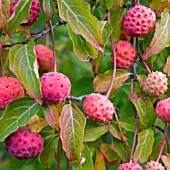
133,128,154,163
100,143,118,164
9,41,43,105
142,9,170,60
57,0,104,53
60,103,86,161
150,0,170,17
43,0,55,23
109,121,128,141
131,95,156,127
163,55,170,76
44,104,62,130
161,154,170,170
84,120,108,142
5,0,32,35
95,150,106,170
93,69,130,93
0,0,10,29
136,75,147,88
39,136,56,168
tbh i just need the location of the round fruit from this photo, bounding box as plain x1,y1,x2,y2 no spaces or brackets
35,44,54,72
5,129,44,159
83,93,115,123
156,98,170,123
112,41,136,69
144,161,164,170
118,162,143,170
10,0,41,26
0,76,25,110
143,71,168,97
40,72,71,104
124,5,156,37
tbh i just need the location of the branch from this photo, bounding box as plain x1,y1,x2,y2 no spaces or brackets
67,94,88,101
2,20,65,48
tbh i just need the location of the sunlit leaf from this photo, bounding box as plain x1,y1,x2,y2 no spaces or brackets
60,103,86,161
95,150,106,170
133,128,154,163
99,0,113,10
163,55,170,76
161,154,170,170
9,41,43,105
5,0,32,35
93,69,130,92
0,0,10,29
142,9,170,60
131,95,156,127
57,0,104,52
43,0,55,23
0,97,42,141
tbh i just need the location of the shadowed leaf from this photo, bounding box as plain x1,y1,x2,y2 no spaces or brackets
60,103,86,161
163,55,170,76
0,97,42,141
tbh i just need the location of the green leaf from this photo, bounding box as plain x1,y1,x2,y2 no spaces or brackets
93,69,130,92
67,23,98,62
43,104,62,130
5,0,32,35
84,120,108,142
131,95,156,127
0,97,42,142
9,41,43,105
99,0,113,10
95,150,106,170
98,21,112,45
0,0,10,29
100,143,118,164
110,8,125,43
43,0,55,23
39,136,56,168
133,128,154,163
57,0,104,52
142,9,170,60
60,102,86,161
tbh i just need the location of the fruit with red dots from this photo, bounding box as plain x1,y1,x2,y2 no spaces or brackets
144,161,164,170
118,162,143,170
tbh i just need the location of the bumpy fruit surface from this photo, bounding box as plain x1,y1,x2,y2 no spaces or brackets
35,44,54,72
118,162,143,170
156,98,170,123
124,5,156,37
0,77,25,110
112,41,136,69
10,0,41,26
40,72,71,104
144,161,164,170
83,93,115,123
143,71,168,97
5,130,44,159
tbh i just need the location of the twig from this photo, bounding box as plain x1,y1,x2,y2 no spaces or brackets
0,52,4,77
136,38,151,74
67,94,88,101
106,12,117,98
135,0,140,5
157,123,167,162
49,20,57,72
2,20,65,48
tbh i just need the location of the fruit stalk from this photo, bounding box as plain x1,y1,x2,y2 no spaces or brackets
57,137,61,170
49,20,57,72
0,44,4,77
157,123,167,162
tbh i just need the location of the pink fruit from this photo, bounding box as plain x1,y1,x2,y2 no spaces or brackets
40,72,71,104
118,162,143,170
156,98,170,123
144,161,164,170
83,93,115,123
35,44,54,72
112,41,136,69
124,5,156,37
5,129,44,159
0,76,25,110
143,71,168,97
10,0,41,26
